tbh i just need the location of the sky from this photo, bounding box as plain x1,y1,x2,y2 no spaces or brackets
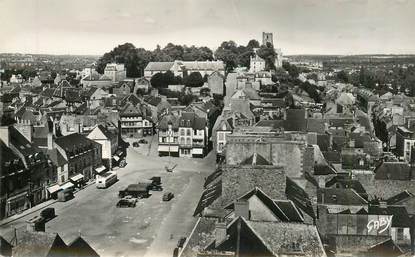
0,0,414,55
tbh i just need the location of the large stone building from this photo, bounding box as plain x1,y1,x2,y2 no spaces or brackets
144,60,225,79
104,63,126,82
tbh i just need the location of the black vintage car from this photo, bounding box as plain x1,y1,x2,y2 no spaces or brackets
163,192,174,201
116,197,137,208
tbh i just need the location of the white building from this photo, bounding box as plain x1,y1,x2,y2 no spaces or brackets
104,63,127,82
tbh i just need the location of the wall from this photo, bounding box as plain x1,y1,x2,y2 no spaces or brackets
226,140,304,178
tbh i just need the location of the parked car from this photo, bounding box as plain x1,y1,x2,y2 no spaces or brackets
132,142,139,147
163,192,174,201
116,196,137,208
138,139,148,144
40,208,55,221
177,237,187,248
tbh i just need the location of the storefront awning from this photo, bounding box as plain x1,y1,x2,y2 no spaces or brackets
47,184,61,194
70,174,84,182
60,182,74,190
95,165,107,174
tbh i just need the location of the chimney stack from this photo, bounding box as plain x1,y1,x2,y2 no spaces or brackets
47,132,53,150
234,199,250,219
0,126,10,147
215,221,227,247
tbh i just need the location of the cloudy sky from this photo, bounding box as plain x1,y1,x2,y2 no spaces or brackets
0,0,414,55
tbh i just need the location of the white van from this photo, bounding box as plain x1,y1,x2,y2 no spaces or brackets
96,172,117,189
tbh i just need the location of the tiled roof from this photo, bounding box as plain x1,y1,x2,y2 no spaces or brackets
204,167,223,188
285,177,316,219
386,190,414,205
179,112,207,130
55,133,96,153
318,188,368,206
284,108,306,132
247,220,325,256
374,162,412,180
158,113,180,130
241,153,272,166
368,205,411,227
68,236,99,257
367,239,403,257
193,179,222,216
13,232,66,257
143,95,162,107
306,118,325,133
144,62,174,71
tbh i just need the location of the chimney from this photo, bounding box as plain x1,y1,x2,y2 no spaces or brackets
215,221,227,247
0,126,10,147
234,199,250,219
47,132,53,150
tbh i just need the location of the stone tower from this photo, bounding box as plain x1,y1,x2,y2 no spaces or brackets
262,32,273,46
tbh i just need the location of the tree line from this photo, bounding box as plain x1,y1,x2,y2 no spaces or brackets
96,40,279,78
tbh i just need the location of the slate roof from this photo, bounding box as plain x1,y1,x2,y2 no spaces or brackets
386,190,414,205
367,239,403,257
307,118,326,133
67,236,100,257
223,187,297,222
325,176,367,198
158,113,180,130
208,217,325,257
144,62,174,71
284,108,306,132
193,179,222,216
285,177,316,219
13,232,67,257
318,188,368,206
55,133,96,153
143,95,162,107
368,205,411,227
204,168,223,188
374,162,412,181
179,112,207,130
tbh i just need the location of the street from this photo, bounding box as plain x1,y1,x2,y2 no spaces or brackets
0,136,215,257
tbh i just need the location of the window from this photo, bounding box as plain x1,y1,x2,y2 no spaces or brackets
180,138,185,145
187,129,191,136
218,132,224,141
180,129,185,136
397,228,404,241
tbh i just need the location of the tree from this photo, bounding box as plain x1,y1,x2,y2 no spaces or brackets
163,43,184,60
150,71,178,89
96,43,148,78
282,61,299,78
257,43,277,71
184,72,204,87
247,39,260,49
336,70,350,83
214,41,239,72
150,73,166,89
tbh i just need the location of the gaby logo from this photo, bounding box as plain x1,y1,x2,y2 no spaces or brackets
367,216,393,234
